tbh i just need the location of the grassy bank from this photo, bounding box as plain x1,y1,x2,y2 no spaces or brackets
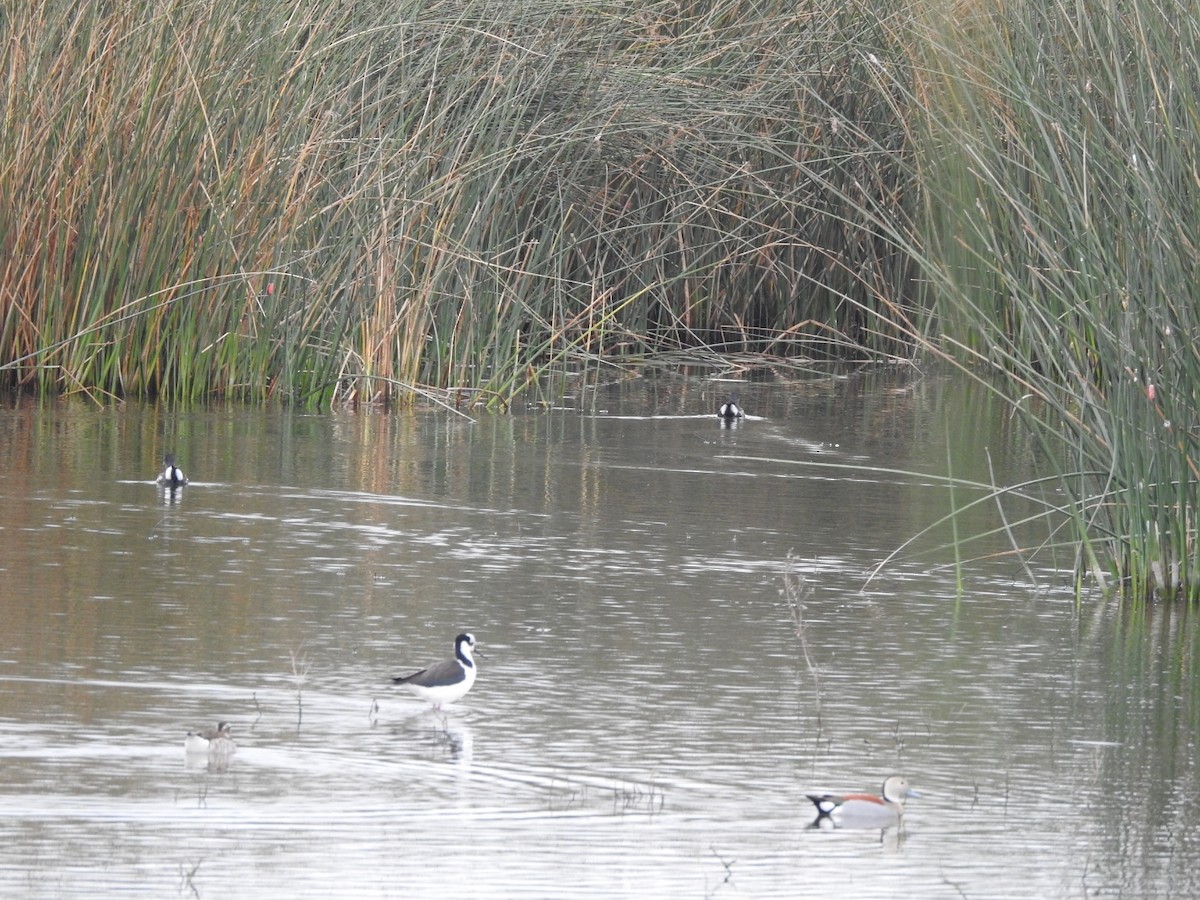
0,0,921,406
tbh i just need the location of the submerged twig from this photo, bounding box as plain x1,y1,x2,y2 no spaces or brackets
706,846,736,898
290,644,311,730
783,552,821,699
179,858,204,899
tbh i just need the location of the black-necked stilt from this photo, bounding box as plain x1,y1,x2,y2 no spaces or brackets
806,774,918,829
184,721,235,755
156,454,188,488
718,396,743,420
391,632,478,709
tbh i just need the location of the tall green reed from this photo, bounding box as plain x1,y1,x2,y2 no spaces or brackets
910,0,1200,599
0,0,922,406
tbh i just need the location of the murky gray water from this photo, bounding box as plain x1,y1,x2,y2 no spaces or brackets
1,371,1197,898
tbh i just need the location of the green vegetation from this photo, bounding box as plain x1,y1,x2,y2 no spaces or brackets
910,0,1200,600
3,0,1199,598
0,0,919,406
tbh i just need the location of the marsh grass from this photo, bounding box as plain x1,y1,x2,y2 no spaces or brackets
7,0,1200,599
1,0,922,405
906,0,1200,598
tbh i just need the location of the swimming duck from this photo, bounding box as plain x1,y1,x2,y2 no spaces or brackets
806,774,918,829
718,396,743,420
391,633,478,710
156,454,188,488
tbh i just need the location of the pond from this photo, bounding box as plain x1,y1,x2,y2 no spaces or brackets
0,369,1197,898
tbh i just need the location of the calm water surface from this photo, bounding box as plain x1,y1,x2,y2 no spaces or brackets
0,372,1197,898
